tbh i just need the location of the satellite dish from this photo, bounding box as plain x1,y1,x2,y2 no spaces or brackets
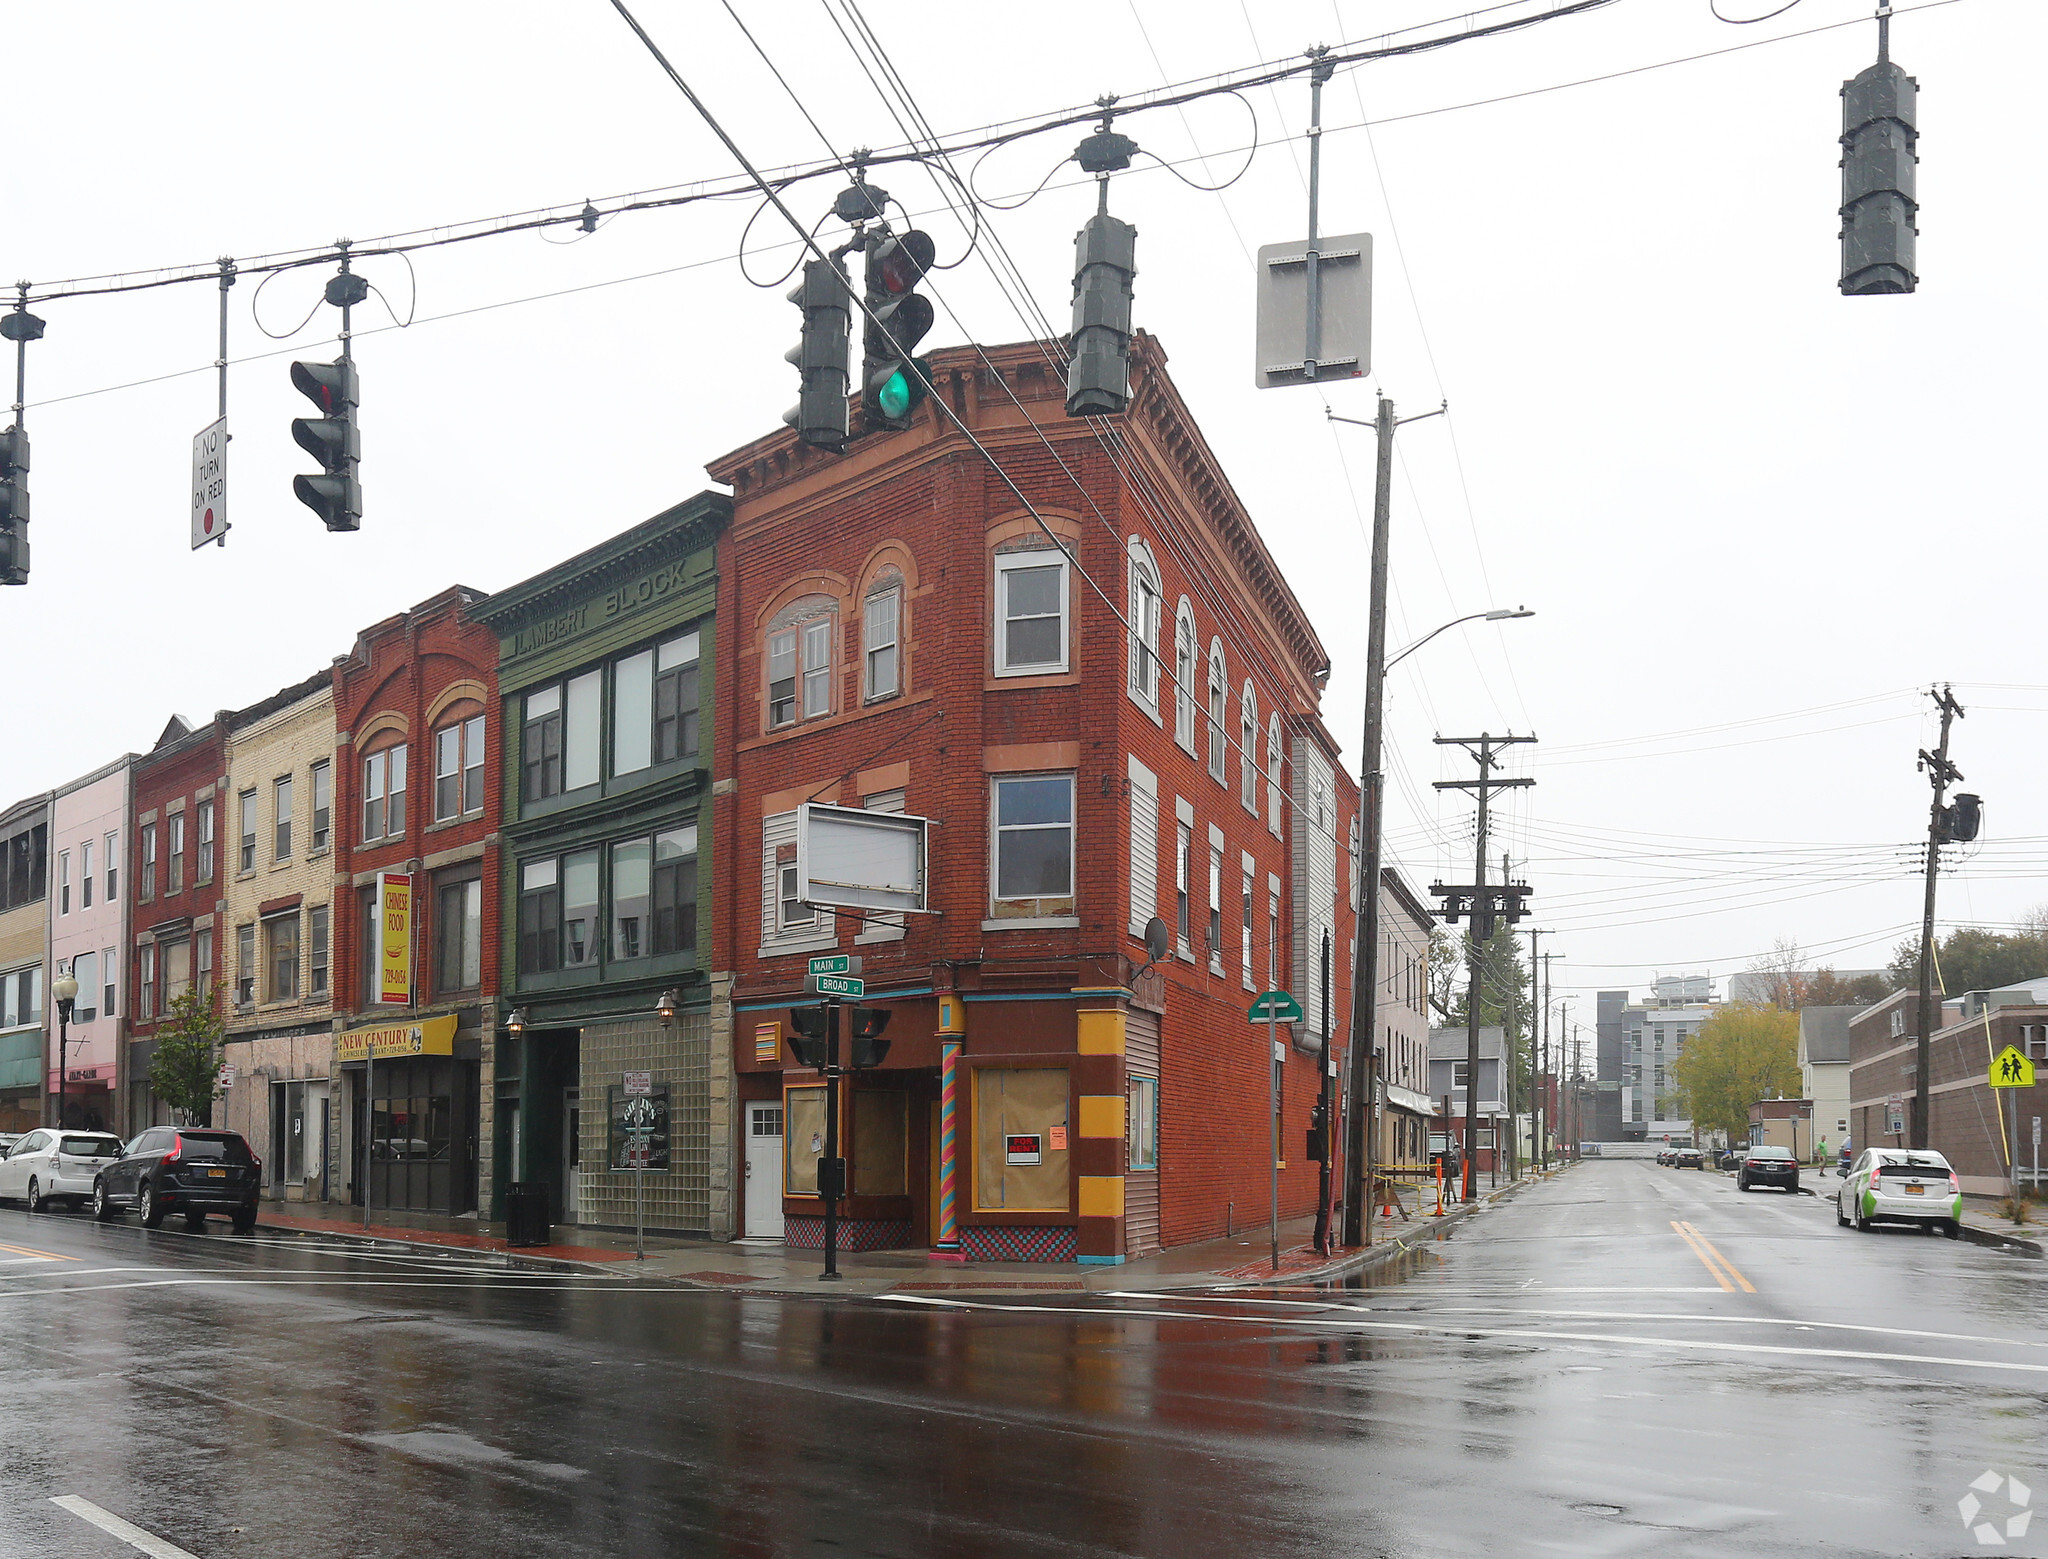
1144,916,1172,963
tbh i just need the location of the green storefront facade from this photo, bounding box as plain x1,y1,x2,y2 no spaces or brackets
472,492,733,1237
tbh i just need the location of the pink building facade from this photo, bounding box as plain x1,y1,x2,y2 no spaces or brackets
48,756,134,1130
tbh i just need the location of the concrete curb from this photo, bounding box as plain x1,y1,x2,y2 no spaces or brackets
1211,1172,1538,1289
1956,1220,2046,1257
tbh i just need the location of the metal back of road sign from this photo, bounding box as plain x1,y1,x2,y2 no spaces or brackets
796,802,930,914
1248,990,1304,1024
1989,1045,2037,1088
1254,234,1371,388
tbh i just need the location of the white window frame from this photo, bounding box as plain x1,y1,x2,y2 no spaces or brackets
1128,756,1158,939
864,584,902,703
759,810,836,956
994,550,1070,677
1266,714,1285,835
1206,640,1228,781
1126,539,1162,713
1172,599,1198,753
1241,853,1256,989
1173,811,1192,959
987,772,1077,924
767,609,836,729
1239,681,1259,812
1207,825,1225,975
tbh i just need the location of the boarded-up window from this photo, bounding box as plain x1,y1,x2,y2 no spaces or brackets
974,1067,1070,1212
784,1085,826,1196
853,1090,908,1195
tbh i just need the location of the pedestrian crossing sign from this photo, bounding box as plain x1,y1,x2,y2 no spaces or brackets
1989,1045,2036,1089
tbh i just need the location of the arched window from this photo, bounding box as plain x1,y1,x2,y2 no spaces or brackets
1206,641,1227,782
1173,599,1197,753
1266,713,1284,833
863,567,904,703
1239,682,1259,812
1126,540,1162,710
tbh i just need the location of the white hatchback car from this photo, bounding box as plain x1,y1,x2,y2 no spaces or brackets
1836,1147,1962,1236
0,1128,126,1213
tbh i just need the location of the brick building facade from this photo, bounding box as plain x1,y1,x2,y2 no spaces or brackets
329,586,502,1219
49,755,134,1132
125,714,229,1135
710,334,1355,1263
217,672,337,1201
0,795,50,1132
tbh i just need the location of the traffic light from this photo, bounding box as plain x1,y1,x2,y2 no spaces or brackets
783,258,850,453
1839,52,1918,294
1305,1101,1329,1163
289,356,360,532
786,1005,831,1069
1065,212,1137,416
0,426,28,587
848,1006,892,1070
861,228,935,433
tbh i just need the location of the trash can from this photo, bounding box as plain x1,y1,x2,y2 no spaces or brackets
505,1182,552,1248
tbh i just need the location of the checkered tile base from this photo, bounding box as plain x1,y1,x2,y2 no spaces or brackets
960,1226,1078,1263
783,1216,915,1252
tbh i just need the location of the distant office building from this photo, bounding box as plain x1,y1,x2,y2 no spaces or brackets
1598,989,1721,1141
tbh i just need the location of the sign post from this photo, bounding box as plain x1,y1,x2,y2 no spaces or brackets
625,1071,653,1260
1988,1045,2034,1202
1249,991,1302,1272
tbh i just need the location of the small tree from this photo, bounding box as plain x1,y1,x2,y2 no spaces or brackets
148,983,227,1126
1672,1003,1801,1144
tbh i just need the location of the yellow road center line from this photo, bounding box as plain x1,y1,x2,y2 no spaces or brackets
0,1242,72,1262
1675,1220,1755,1293
1669,1221,1733,1291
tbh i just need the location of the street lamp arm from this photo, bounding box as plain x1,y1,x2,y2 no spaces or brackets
1386,607,1533,671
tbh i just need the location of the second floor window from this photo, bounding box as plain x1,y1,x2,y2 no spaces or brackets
274,775,293,862
610,826,699,961
517,849,599,974
168,814,184,894
238,790,256,873
437,877,482,993
197,799,215,883
81,840,93,908
990,774,1074,917
435,716,486,822
864,589,900,702
311,760,331,852
267,914,299,1001
235,925,255,1007
362,745,408,842
141,823,158,901
309,904,329,997
139,944,157,1019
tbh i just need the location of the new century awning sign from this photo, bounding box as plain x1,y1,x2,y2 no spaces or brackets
337,1013,458,1063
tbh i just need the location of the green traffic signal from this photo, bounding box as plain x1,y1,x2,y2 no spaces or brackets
873,358,930,424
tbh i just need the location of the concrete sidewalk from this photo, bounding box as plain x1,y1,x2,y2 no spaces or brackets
256,1172,1544,1296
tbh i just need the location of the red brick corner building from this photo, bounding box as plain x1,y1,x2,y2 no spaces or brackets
710,335,1357,1264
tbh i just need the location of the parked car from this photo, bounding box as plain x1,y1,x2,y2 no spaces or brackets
1737,1144,1800,1192
0,1129,124,1211
92,1126,261,1231
1673,1148,1704,1168
1836,1148,1960,1235
1656,1148,1675,1166
0,1133,20,1156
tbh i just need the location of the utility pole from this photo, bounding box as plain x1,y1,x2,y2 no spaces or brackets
1432,733,1535,1202
1503,853,1520,1185
1912,685,1965,1149
1540,950,1555,1171
1527,928,1542,1175
1335,396,1443,1249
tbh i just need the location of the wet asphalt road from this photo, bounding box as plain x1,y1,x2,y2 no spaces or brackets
1,1163,2044,1559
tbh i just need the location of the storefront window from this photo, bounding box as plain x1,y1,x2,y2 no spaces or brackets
853,1091,907,1195
974,1067,1070,1211
784,1085,826,1197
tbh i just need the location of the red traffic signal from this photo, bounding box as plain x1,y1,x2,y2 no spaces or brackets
872,229,934,296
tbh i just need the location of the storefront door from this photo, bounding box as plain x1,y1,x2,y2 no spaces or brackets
744,1100,783,1239
563,1089,581,1221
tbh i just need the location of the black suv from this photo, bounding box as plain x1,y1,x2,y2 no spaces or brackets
93,1127,262,1231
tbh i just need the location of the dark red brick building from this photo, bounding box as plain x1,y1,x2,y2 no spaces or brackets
126,714,229,1133
329,585,502,1217
709,335,1356,1264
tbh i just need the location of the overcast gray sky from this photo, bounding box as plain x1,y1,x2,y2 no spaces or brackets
4,0,2039,1015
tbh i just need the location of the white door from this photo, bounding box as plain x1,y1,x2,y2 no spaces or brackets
744,1101,784,1240
305,1084,330,1200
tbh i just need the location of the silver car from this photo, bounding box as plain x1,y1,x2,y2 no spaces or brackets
1836,1147,1961,1236
0,1128,125,1212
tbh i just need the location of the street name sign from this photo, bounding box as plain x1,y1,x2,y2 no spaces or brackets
807,954,861,977
1989,1045,2036,1089
810,974,864,999
1248,991,1303,1024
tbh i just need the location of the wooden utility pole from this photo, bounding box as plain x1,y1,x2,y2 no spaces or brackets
1913,686,1964,1149
1432,733,1535,1201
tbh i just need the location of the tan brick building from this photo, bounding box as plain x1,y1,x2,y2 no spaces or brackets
218,672,339,1201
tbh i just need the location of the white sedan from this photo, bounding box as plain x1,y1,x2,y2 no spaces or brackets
1836,1146,1962,1236
0,1129,126,1212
